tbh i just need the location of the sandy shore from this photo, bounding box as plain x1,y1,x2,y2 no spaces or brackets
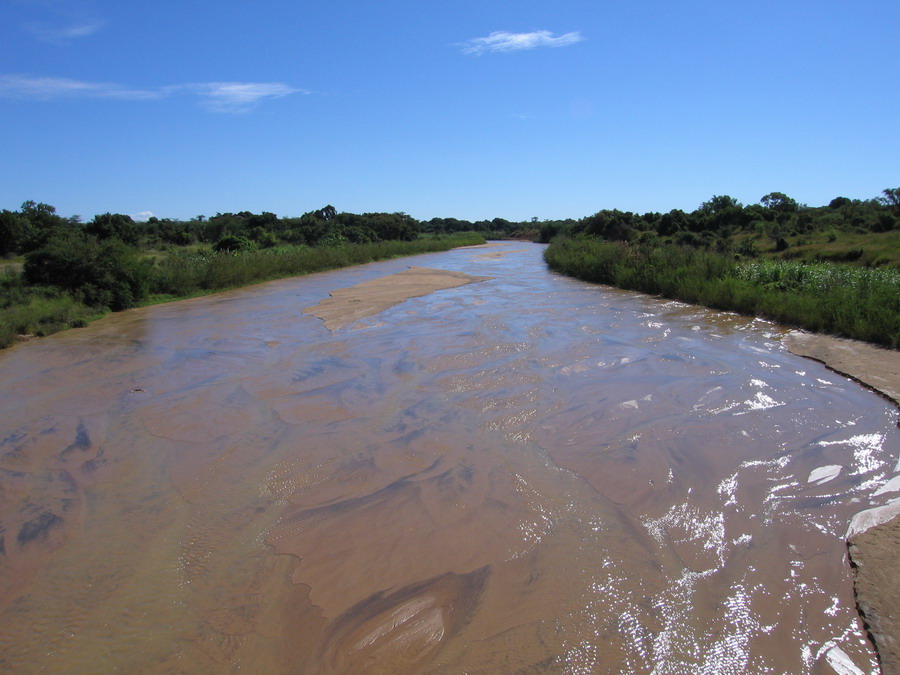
783,331,900,675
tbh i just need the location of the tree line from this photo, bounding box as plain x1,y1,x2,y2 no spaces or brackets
538,189,900,264
0,202,560,260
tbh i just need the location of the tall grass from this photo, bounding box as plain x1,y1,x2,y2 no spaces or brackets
148,234,485,298
0,274,100,348
545,236,900,348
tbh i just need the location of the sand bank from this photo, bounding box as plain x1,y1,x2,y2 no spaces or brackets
783,330,900,674
782,331,900,408
303,266,492,331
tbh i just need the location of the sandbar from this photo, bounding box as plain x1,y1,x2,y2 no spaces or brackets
303,266,492,331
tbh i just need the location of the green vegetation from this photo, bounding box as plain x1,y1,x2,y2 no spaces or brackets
539,189,900,268
2,186,898,349
0,198,486,348
543,188,900,348
146,234,485,301
0,273,102,348
545,237,900,348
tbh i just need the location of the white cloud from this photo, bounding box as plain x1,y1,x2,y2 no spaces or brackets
190,82,305,112
0,75,305,112
131,211,155,222
460,30,584,55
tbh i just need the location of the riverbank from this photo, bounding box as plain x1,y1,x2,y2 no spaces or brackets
0,233,486,349
544,237,900,349
783,331,900,675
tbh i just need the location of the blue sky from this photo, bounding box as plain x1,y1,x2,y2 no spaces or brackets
1,0,897,223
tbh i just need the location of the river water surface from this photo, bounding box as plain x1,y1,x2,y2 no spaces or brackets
0,243,897,674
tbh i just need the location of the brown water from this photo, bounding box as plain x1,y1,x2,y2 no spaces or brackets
0,243,897,674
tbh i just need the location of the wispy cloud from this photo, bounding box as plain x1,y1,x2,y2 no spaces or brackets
460,30,584,55
13,0,108,43
24,18,106,42
0,74,160,100
0,75,306,112
190,82,302,112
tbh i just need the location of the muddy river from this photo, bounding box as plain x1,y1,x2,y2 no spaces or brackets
0,242,897,673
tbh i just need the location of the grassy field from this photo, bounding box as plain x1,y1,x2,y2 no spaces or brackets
0,233,485,349
545,236,900,348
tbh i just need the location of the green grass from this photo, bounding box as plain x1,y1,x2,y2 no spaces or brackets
545,236,900,348
771,229,900,268
0,275,102,348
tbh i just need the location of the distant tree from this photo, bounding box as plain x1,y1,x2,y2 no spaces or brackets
315,205,337,221
20,200,57,218
85,213,139,245
18,200,70,252
696,195,752,233
760,192,798,213
828,196,852,209
658,209,688,236
585,210,637,241
0,210,33,255
879,188,900,213
700,195,741,214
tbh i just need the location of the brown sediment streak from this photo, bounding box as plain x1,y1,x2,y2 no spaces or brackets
302,266,492,331
317,567,490,674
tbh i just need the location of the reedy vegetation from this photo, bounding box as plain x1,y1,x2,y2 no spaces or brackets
543,188,900,349
544,237,900,348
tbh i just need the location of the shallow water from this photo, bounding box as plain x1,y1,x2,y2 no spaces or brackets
0,243,897,674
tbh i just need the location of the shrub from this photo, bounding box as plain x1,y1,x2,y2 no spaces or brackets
24,230,150,310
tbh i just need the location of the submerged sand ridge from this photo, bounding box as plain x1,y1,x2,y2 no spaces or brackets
302,266,491,331
0,243,897,673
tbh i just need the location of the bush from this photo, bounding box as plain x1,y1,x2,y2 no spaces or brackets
214,235,256,252
24,230,150,310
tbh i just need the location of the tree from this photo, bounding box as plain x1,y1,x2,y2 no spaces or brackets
0,210,33,256
829,196,852,209
20,200,57,218
85,213,139,245
17,200,70,252
314,205,337,221
658,209,688,236
879,188,900,213
760,192,798,213
700,195,741,214
585,210,636,241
